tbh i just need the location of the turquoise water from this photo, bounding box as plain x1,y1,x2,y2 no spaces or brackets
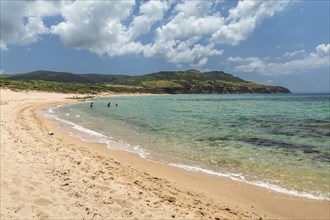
49,94,330,199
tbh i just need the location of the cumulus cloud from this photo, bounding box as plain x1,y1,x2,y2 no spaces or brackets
1,0,291,67
141,1,225,67
128,1,171,40
0,1,60,50
228,44,330,75
51,1,142,56
315,44,330,57
211,0,290,45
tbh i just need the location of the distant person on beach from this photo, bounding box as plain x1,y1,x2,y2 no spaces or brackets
90,102,93,108
107,102,111,107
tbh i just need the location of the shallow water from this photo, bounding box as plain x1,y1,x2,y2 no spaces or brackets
48,93,330,200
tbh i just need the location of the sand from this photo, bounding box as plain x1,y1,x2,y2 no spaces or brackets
1,89,329,219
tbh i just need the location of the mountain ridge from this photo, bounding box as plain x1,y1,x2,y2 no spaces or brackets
5,69,290,94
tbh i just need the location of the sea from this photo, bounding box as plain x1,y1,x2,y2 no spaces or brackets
45,93,330,200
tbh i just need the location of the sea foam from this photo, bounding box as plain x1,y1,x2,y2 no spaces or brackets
168,163,328,201
44,108,149,159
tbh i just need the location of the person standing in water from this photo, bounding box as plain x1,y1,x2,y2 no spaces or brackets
90,102,93,108
107,102,111,107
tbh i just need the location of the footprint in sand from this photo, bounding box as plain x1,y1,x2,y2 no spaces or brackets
9,190,20,197
112,198,134,209
121,209,133,217
33,198,51,206
14,203,25,213
36,210,49,219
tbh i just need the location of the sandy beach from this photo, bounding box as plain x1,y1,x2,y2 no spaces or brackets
1,89,329,219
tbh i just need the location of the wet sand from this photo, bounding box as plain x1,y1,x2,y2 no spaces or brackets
1,89,329,219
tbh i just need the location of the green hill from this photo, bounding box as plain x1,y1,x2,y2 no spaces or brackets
4,69,290,94
8,70,91,83
7,70,129,84
107,70,289,94
77,73,129,83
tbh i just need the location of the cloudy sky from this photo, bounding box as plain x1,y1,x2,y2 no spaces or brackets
1,0,329,92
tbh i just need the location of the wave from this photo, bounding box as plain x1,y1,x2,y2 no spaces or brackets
168,163,328,201
44,107,149,158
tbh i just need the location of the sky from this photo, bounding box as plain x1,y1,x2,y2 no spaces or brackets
0,0,329,92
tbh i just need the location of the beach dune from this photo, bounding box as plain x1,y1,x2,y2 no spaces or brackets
1,89,329,219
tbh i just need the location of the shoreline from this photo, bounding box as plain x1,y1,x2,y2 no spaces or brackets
1,89,329,219
48,102,328,201
50,93,329,201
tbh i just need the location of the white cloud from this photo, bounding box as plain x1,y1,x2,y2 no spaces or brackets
211,1,290,45
145,41,223,68
315,44,330,57
283,49,305,57
128,1,171,40
0,1,60,50
228,44,330,75
0,42,8,51
142,0,289,67
51,1,141,56
1,0,291,68
143,1,224,67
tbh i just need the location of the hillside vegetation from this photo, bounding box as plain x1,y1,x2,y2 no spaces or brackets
1,69,290,94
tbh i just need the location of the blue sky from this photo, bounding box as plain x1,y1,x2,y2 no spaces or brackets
1,0,329,92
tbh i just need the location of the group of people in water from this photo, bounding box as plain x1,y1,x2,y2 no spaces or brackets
90,102,118,108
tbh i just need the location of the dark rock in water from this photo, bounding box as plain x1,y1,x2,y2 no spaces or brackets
311,129,330,137
240,137,291,148
303,149,320,154
239,137,317,153
270,130,298,137
316,155,330,163
196,136,231,142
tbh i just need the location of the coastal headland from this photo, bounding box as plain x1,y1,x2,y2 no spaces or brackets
2,69,290,94
1,89,328,219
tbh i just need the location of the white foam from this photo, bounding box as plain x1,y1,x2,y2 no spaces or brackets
45,111,149,159
169,163,328,201
169,163,245,180
45,105,63,115
252,181,328,200
105,139,149,158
